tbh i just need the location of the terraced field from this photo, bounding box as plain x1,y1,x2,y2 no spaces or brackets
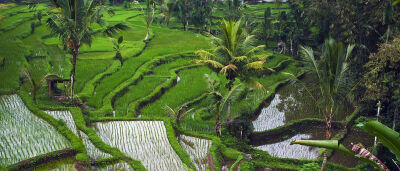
0,95,71,166
0,2,357,171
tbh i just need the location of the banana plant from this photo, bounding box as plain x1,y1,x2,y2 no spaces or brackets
291,121,400,171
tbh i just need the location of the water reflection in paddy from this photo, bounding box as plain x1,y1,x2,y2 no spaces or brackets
252,77,352,132
255,134,320,159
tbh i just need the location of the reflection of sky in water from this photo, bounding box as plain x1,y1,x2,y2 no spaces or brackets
255,134,319,159
252,94,285,131
252,83,323,132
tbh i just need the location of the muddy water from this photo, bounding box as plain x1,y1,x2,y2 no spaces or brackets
255,134,320,159
250,78,369,167
252,125,330,159
252,80,352,132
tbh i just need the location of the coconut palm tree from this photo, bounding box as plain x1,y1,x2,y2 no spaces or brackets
46,0,127,100
286,38,355,170
262,8,273,49
204,74,243,137
195,20,273,91
195,20,273,124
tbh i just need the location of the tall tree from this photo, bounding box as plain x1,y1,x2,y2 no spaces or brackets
208,0,216,33
163,0,175,27
174,0,190,31
275,0,282,20
383,2,394,43
204,74,243,137
189,0,211,32
47,0,127,100
195,20,273,125
262,8,273,49
144,0,154,40
363,37,400,131
195,20,272,91
224,0,243,21
291,38,355,170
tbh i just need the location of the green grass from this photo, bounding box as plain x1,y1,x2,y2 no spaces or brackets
0,11,36,31
87,57,147,108
74,59,112,93
141,67,212,117
86,26,210,108
80,37,115,53
114,77,166,116
0,35,28,94
0,3,329,171
114,57,195,116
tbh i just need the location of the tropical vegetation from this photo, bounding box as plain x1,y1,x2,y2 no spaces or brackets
0,0,399,170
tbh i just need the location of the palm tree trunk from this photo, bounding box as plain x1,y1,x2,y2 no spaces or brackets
145,24,150,40
227,102,231,122
166,13,170,27
32,87,37,104
393,107,398,130
290,38,293,55
209,15,213,33
386,25,391,43
321,111,332,171
216,112,222,137
70,47,78,101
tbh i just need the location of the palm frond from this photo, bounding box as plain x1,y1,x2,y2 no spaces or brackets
39,74,60,85
220,84,243,112
163,105,176,118
46,17,62,35
300,45,321,80
282,72,317,103
103,23,129,37
232,56,247,63
243,78,266,92
244,45,265,56
20,69,34,88
244,61,264,71
220,64,238,74
178,108,194,121
195,50,217,60
194,59,223,69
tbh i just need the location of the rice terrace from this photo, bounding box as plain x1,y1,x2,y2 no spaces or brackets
0,0,400,170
